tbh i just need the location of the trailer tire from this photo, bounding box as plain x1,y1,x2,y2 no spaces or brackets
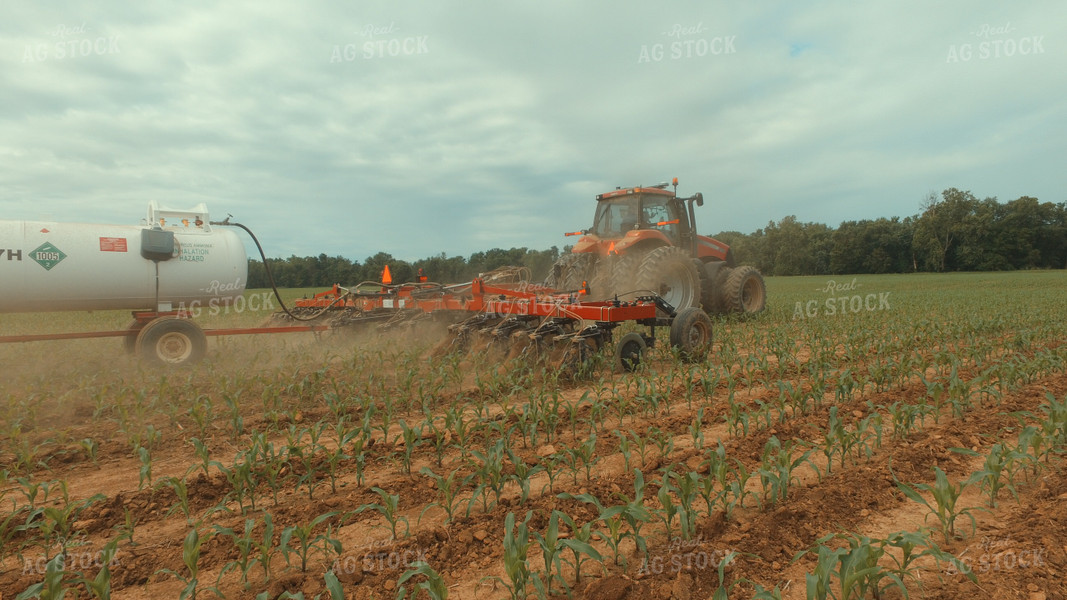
136,317,207,366
614,332,647,373
123,320,144,354
669,307,713,361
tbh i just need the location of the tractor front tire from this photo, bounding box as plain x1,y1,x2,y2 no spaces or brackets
634,246,702,311
721,265,767,314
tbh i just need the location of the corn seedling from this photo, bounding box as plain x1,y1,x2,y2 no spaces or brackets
483,511,533,600
280,511,341,573
354,487,409,540
214,518,259,590
419,467,463,526
397,561,449,600
156,527,216,600
895,466,984,541
506,447,543,504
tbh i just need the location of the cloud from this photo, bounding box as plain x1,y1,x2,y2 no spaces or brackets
1,0,1064,265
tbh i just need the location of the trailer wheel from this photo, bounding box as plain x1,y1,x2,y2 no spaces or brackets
136,317,207,366
614,332,647,372
669,307,713,361
123,320,144,354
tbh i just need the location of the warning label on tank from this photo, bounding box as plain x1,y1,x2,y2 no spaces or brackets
99,237,128,252
177,241,213,262
30,242,67,271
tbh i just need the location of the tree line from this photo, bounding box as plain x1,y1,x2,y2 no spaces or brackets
247,247,562,288
247,188,1065,287
716,189,1066,276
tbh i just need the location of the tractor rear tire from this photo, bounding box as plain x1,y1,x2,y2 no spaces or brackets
669,307,714,361
634,246,702,311
697,260,729,314
544,253,575,289
721,265,767,314
591,252,642,300
546,253,596,292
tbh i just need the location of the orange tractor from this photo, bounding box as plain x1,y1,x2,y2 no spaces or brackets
546,178,766,315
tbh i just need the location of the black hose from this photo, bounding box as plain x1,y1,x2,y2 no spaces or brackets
210,220,351,322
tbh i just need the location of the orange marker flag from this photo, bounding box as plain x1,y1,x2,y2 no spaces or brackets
381,265,393,284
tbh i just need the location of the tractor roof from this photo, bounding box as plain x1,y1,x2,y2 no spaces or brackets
595,186,675,201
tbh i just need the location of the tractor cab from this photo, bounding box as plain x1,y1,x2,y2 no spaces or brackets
591,186,688,244
572,180,711,260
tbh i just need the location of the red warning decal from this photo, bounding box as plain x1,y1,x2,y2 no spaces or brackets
99,237,128,252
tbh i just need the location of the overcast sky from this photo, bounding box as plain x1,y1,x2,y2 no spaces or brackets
2,1,1063,263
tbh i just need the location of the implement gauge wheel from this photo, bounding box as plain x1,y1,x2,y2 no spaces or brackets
614,332,647,373
669,307,713,361
136,317,207,366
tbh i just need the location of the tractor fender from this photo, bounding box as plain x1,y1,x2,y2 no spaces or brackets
613,230,672,255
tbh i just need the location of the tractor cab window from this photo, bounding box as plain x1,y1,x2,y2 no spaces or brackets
641,197,680,239
592,197,640,238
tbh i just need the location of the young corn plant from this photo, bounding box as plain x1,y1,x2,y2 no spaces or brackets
280,512,341,573
483,511,534,600
214,518,259,590
80,538,120,600
957,443,1024,507
397,419,423,475
158,476,193,523
758,436,816,507
418,467,463,526
16,553,77,600
554,511,603,584
156,527,216,600
506,447,544,505
895,466,984,541
701,442,754,518
531,510,568,597
466,440,507,514
397,561,449,600
689,408,705,451
795,533,904,600
354,487,409,540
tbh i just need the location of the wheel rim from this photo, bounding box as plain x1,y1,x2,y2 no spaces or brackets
686,321,710,349
657,265,697,309
619,339,643,370
156,332,193,364
741,277,764,311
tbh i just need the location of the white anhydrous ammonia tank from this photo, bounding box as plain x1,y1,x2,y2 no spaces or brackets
0,202,247,313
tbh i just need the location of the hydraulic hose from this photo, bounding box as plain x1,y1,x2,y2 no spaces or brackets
210,219,352,322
